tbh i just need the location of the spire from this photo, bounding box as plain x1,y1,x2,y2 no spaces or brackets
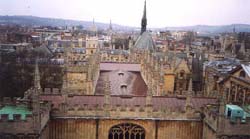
34,58,41,89
233,25,236,33
90,18,97,36
141,0,147,35
109,19,112,30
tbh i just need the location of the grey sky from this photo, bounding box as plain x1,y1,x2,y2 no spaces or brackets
0,0,250,27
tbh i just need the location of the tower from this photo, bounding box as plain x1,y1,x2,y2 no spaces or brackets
109,19,113,31
90,18,97,37
141,0,147,35
233,25,236,34
86,19,99,55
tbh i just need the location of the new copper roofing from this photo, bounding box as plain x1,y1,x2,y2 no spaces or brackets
0,105,32,120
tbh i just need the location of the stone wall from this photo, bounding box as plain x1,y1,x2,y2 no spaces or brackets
99,119,155,139
48,119,203,139
203,122,216,139
49,119,96,139
157,120,203,139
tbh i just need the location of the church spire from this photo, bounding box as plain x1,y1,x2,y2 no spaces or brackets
141,0,147,35
90,18,97,36
109,19,112,31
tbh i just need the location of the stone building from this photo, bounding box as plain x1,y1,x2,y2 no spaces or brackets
204,58,240,97
1,1,250,139
218,63,250,105
202,63,250,139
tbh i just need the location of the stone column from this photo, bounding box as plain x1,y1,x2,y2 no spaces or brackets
243,88,246,105
235,84,238,102
146,88,153,115
104,75,111,116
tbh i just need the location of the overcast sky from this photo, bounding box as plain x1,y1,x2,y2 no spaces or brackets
1,0,250,28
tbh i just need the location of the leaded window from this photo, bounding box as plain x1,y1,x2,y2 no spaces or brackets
108,123,145,139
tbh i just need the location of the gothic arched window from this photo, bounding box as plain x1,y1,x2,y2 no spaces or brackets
179,70,185,78
108,123,145,139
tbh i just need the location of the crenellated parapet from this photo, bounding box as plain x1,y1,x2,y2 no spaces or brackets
41,88,62,95
0,112,33,122
41,94,216,120
0,97,51,135
0,100,34,134
51,102,201,120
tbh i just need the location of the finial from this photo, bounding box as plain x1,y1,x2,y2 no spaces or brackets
146,86,153,106
109,19,112,30
188,78,193,93
34,58,41,89
104,75,110,105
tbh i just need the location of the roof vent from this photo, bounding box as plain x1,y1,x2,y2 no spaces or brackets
118,72,124,76
120,84,127,89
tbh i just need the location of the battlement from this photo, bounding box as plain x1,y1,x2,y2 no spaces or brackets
0,113,33,121
0,110,35,134
41,95,206,120
59,102,200,120
42,88,62,94
0,99,51,135
0,103,33,123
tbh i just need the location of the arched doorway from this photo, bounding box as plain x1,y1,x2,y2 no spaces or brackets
108,123,145,139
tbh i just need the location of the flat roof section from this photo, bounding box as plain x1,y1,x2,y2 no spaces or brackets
100,63,140,72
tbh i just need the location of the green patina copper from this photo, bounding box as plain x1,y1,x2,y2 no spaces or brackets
0,105,32,120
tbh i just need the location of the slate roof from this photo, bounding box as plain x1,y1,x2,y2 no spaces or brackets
205,58,240,74
134,32,155,51
242,64,250,77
